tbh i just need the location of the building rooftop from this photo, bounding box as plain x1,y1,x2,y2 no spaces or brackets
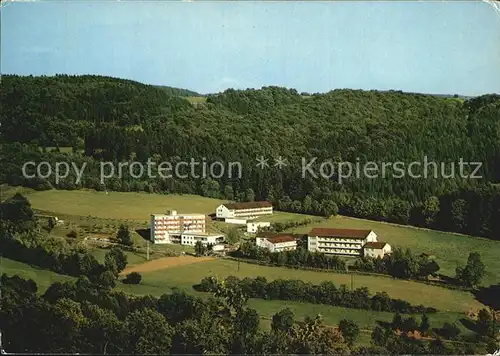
168,232,224,238
265,235,298,244
363,241,388,249
151,213,206,217
224,201,273,210
257,231,304,238
309,228,373,239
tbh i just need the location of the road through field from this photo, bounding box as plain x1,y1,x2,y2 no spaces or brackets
120,255,215,275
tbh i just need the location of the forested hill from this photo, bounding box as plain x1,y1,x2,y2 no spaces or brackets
154,85,200,97
1,75,500,240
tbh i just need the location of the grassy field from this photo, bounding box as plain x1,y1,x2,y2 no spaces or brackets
118,258,482,313
291,215,500,286
89,243,194,267
116,257,478,339
0,251,474,344
249,299,468,334
0,184,34,201
184,96,207,105
27,190,225,221
254,211,319,223
0,258,73,292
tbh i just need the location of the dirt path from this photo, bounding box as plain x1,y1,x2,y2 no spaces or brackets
120,255,216,275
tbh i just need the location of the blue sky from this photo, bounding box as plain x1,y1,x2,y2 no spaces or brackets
2,1,499,95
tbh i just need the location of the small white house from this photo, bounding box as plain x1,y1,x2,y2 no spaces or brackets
247,221,271,233
363,241,392,258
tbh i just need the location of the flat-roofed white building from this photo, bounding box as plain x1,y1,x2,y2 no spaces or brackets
256,233,298,253
363,241,392,258
247,221,271,233
225,218,248,225
216,201,273,219
150,210,206,244
180,232,224,247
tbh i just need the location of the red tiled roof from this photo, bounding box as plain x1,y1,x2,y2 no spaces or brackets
257,232,304,238
224,201,273,210
265,235,297,244
309,228,372,240
363,241,388,249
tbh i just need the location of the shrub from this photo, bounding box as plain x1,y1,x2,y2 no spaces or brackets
66,230,78,238
123,272,142,285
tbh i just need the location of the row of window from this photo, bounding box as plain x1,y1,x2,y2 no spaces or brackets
317,242,362,248
320,248,360,254
154,224,205,228
316,238,364,243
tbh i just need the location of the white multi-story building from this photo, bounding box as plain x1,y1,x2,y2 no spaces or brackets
150,210,206,244
308,228,388,257
216,201,273,219
256,234,298,253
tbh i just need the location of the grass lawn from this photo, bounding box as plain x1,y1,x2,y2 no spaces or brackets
185,96,207,105
0,257,74,293
116,258,478,340
249,299,470,337
0,184,34,202
0,256,477,340
90,247,153,267
291,215,500,286
254,211,319,223
27,190,225,221
89,244,194,268
118,259,482,313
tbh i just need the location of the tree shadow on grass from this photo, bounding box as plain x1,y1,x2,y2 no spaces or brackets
376,320,393,329
135,228,150,241
459,318,480,334
473,283,500,310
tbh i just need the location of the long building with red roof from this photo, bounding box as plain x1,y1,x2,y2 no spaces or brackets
308,228,391,257
216,201,273,219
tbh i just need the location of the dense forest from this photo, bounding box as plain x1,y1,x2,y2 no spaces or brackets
1,75,499,239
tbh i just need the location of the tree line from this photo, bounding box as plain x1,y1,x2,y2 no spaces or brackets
353,249,486,287
352,247,441,280
195,276,438,314
233,242,445,282
232,242,347,271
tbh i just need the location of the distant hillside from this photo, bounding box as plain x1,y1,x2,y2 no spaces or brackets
428,93,472,100
1,75,500,241
377,90,472,100
154,85,200,97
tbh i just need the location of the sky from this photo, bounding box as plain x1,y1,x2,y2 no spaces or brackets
2,0,500,96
